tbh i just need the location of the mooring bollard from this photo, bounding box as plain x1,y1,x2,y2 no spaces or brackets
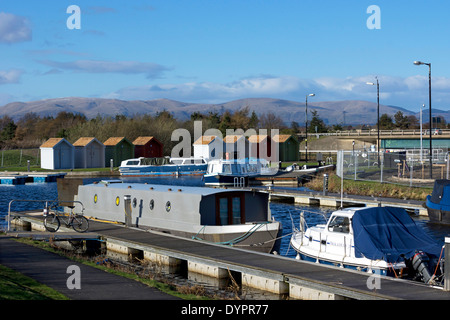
323,173,329,196
445,237,450,291
124,195,132,227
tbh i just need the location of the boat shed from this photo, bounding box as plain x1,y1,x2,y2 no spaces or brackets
248,135,277,162
193,135,224,160
133,136,163,158
223,135,249,160
103,137,134,167
40,138,75,170
73,137,105,168
273,134,299,162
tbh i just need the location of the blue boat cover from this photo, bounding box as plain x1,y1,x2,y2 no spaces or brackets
352,207,442,263
429,179,450,205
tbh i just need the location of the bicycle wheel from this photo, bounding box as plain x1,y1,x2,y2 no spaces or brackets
72,215,89,233
44,214,60,232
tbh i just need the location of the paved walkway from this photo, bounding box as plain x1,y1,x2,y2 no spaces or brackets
0,236,179,300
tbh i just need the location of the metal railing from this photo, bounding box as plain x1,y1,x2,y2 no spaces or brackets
6,199,84,232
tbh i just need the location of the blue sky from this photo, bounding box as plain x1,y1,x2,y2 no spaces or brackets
1,0,450,112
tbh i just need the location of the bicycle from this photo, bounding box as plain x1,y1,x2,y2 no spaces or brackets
43,204,89,233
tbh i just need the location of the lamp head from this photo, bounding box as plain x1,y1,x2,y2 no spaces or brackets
308,93,315,97
366,82,375,85
414,61,423,65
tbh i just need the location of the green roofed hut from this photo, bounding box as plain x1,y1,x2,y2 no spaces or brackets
104,137,134,168
273,134,299,162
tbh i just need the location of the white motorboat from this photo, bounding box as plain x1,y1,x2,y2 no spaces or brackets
204,158,278,186
290,206,444,284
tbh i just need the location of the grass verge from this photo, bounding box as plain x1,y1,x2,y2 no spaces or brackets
0,264,69,300
11,238,233,300
305,171,432,201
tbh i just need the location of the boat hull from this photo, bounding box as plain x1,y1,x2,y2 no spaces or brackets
120,164,207,176
290,235,401,277
425,195,450,224
140,222,282,254
203,174,251,186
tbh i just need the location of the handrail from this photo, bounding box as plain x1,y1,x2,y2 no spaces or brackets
6,199,84,232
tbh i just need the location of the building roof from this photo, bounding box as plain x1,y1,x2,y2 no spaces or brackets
223,135,247,143
193,135,221,145
248,135,269,143
40,138,70,148
103,137,128,146
272,134,297,143
73,137,99,147
133,136,160,146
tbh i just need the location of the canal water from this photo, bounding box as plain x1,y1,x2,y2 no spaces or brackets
1,175,449,255
1,176,449,298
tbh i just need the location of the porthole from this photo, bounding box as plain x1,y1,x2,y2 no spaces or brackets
115,196,120,206
165,201,171,212
149,199,154,210
94,194,98,203
132,197,137,208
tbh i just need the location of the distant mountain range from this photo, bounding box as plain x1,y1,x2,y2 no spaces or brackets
0,97,449,126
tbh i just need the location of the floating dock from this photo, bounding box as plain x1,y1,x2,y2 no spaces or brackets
9,213,450,300
0,173,66,184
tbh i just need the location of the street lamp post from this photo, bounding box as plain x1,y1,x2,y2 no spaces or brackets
420,103,425,163
305,93,315,163
414,60,432,179
366,77,380,167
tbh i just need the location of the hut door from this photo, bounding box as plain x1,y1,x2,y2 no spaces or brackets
216,193,245,225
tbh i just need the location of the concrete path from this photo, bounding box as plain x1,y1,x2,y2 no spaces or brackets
0,236,180,300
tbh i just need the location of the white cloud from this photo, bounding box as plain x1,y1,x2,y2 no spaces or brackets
0,12,32,43
105,74,450,109
112,75,305,102
37,59,170,79
0,69,24,85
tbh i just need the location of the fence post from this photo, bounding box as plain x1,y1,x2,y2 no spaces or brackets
380,156,384,183
445,237,450,291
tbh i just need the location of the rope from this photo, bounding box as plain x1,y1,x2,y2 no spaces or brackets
192,222,274,247
431,245,445,281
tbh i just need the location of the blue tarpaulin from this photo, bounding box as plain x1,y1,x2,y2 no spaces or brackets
352,207,442,263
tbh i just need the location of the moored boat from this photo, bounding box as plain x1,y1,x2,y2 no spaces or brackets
290,206,444,284
204,158,279,186
119,157,208,176
75,181,282,253
425,179,450,224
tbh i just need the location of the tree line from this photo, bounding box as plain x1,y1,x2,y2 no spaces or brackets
0,108,295,154
0,108,446,152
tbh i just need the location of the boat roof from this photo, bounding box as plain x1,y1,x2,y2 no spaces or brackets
351,206,442,263
83,181,250,196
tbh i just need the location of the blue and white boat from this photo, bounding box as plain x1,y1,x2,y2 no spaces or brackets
204,158,278,186
290,206,444,284
119,157,208,176
425,179,450,224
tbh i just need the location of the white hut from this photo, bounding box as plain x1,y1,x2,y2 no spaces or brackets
73,137,105,168
193,135,224,160
40,138,75,170
223,135,249,160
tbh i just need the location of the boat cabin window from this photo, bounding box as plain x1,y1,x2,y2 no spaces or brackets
223,164,232,174
126,160,139,165
216,193,245,225
171,159,183,165
327,215,350,233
